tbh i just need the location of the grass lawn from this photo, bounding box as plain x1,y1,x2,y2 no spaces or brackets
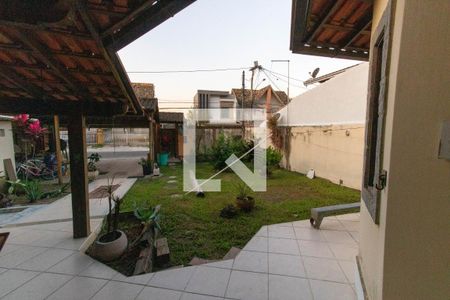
121,163,360,266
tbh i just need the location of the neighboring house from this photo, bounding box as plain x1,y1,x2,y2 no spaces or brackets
193,90,238,123
0,115,15,176
232,85,288,113
277,63,368,189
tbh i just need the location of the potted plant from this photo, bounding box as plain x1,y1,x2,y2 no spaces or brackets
87,153,101,180
235,182,255,212
92,178,128,261
138,158,152,176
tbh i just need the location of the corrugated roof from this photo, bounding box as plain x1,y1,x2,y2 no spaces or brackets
159,112,183,124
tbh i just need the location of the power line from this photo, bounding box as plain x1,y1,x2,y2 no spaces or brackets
264,69,307,89
263,68,305,83
261,69,287,93
127,67,251,74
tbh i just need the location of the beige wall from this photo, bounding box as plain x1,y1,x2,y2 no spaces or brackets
0,120,15,175
283,124,365,189
358,0,450,299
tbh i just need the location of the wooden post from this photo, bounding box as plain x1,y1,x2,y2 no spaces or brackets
67,113,90,238
148,119,154,162
53,115,63,184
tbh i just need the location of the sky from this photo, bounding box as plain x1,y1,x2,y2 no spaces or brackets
119,0,361,111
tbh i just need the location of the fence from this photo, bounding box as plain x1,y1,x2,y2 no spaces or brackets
60,130,149,147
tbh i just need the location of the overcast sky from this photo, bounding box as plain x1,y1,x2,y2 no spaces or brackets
119,0,361,111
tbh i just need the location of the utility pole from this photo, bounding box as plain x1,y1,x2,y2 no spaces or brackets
249,61,262,109
241,70,245,137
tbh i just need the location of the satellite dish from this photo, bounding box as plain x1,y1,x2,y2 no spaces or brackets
310,68,320,78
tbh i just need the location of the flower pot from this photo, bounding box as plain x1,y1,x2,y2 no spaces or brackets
142,165,152,176
236,196,255,212
88,170,99,180
92,230,128,262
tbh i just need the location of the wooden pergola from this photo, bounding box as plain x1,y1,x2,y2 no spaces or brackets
0,0,196,238
290,0,373,60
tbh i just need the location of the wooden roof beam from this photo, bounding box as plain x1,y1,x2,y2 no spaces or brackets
0,96,126,116
306,0,345,44
342,14,372,49
76,0,142,114
0,66,44,98
13,29,89,96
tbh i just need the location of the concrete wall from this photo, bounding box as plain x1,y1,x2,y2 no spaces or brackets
277,63,368,189
0,120,15,175
286,125,365,189
358,1,450,299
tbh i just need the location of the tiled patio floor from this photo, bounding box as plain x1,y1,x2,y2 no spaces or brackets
0,213,360,300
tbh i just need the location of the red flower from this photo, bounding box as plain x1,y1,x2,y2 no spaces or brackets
26,120,47,138
13,114,29,127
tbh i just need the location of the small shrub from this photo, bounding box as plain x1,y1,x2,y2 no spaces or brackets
266,146,283,176
210,133,248,170
235,182,255,213
88,153,101,172
22,180,43,203
220,204,238,219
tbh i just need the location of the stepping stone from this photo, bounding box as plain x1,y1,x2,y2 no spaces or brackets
169,176,177,179
223,247,241,260
170,194,182,199
189,257,218,266
167,180,177,184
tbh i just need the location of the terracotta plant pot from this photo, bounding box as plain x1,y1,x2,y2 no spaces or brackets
236,196,255,213
92,230,128,262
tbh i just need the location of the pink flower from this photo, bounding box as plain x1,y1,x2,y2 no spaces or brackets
26,120,47,138
13,114,29,126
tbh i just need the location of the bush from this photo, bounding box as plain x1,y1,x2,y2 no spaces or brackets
266,146,283,175
235,182,255,213
209,133,248,170
220,204,238,219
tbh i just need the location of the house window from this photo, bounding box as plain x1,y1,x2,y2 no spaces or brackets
362,4,392,224
220,101,233,119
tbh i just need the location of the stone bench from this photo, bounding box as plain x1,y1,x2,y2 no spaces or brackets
310,202,360,229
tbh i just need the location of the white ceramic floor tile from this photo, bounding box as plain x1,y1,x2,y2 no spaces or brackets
338,260,356,284
0,245,47,268
243,236,268,252
269,274,312,300
292,219,312,228
29,230,72,247
54,237,87,250
318,218,347,231
48,252,95,275
181,292,223,300
255,226,268,237
113,272,154,285
321,230,357,245
303,257,347,283
16,248,74,271
149,266,197,291
226,270,268,300
204,259,234,269
80,261,118,279
349,231,359,242
335,213,360,222
0,269,39,297
298,240,334,259
185,266,231,297
268,253,306,277
47,276,107,300
233,251,268,273
294,227,326,241
339,220,360,232
309,279,356,300
268,225,296,239
328,243,358,261
2,272,72,300
136,286,182,300
91,281,144,300
268,238,300,255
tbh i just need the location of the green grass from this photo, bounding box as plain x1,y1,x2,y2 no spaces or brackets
121,163,360,266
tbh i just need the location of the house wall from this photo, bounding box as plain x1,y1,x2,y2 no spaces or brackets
358,1,450,300
277,63,368,189
208,96,237,123
0,120,15,175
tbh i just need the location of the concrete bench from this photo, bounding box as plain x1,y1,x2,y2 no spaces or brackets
310,202,360,229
